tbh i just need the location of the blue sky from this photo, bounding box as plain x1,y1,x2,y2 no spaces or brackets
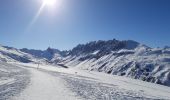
0,0,170,50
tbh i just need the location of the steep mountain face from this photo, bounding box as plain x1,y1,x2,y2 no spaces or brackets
68,39,140,56
58,39,142,64
56,39,170,87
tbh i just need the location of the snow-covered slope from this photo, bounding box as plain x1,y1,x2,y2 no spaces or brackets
20,47,68,64
0,45,60,64
12,62,170,100
56,39,170,87
20,47,62,61
0,45,34,63
1,39,170,87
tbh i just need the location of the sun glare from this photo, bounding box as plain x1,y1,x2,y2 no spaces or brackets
43,0,56,7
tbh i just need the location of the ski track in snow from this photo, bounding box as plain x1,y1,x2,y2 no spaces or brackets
12,68,81,100
0,62,170,100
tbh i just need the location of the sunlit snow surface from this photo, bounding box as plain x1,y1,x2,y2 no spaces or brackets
0,62,166,100
0,62,30,100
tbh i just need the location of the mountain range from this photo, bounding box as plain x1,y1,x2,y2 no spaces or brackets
0,39,170,87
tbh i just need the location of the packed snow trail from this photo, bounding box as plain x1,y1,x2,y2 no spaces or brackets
12,68,81,100
1,62,170,100
12,67,153,100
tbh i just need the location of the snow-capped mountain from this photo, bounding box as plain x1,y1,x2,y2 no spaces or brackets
56,39,170,87
0,39,170,87
20,47,68,63
20,47,61,60
0,45,33,63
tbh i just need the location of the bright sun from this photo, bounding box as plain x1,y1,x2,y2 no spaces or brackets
43,0,56,7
